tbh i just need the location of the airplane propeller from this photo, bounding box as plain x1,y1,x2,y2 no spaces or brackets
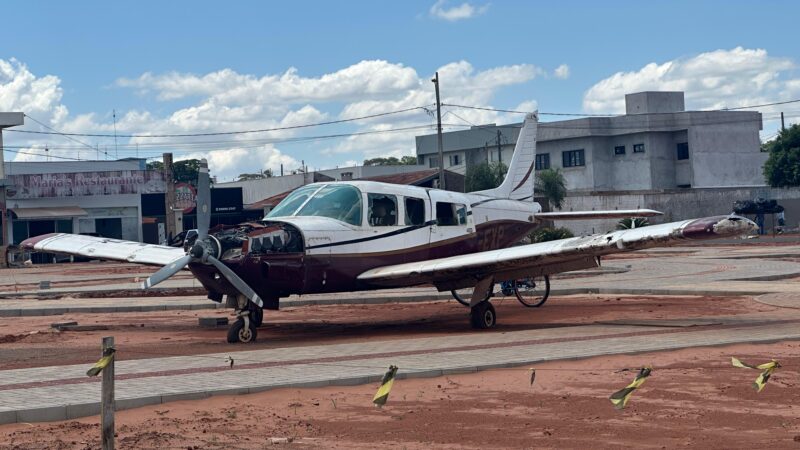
142,159,263,307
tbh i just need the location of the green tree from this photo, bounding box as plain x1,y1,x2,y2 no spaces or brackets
236,169,274,181
147,158,204,185
362,156,418,166
535,168,567,210
763,124,800,187
465,162,508,191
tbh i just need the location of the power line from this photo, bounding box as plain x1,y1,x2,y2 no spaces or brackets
444,103,613,116
1,124,439,153
9,105,433,138
4,147,91,161
722,98,800,110
22,114,97,154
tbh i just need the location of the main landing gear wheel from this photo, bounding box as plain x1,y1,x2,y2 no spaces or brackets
227,316,258,343
513,275,551,307
451,284,495,307
470,301,496,329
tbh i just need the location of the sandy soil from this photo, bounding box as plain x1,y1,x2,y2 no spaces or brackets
0,294,777,370
1,340,799,449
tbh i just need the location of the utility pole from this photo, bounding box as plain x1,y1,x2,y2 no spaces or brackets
112,109,119,160
163,153,177,243
431,72,446,190
496,129,502,164
781,112,786,132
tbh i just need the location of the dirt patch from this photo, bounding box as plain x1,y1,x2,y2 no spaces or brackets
0,294,779,370
2,341,799,449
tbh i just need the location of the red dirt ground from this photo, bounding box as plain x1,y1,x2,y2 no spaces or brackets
1,341,799,449
0,294,777,370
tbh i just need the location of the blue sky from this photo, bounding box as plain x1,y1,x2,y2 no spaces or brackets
1,0,798,179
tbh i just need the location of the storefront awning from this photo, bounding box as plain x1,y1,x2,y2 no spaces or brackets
10,206,89,219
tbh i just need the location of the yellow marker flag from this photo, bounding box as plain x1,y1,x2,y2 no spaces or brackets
86,349,115,377
731,357,780,392
609,367,651,410
372,365,398,407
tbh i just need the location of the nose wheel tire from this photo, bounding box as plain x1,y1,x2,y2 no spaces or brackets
227,317,258,343
470,301,496,329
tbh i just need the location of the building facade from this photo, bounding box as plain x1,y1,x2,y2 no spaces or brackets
416,91,767,191
4,159,161,246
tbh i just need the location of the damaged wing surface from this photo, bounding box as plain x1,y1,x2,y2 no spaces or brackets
21,233,185,266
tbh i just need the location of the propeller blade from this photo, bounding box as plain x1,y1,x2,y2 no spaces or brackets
206,255,263,308
141,254,192,289
196,158,211,239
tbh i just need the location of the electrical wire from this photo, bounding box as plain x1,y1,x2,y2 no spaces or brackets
443,103,614,116
8,105,433,138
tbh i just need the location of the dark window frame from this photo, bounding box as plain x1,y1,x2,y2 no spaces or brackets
535,153,550,170
435,202,467,226
676,142,689,160
562,149,585,168
404,197,426,226
633,143,645,153
614,145,626,155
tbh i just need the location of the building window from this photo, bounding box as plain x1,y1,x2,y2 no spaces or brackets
562,149,585,168
341,172,353,180
535,153,550,170
449,154,461,166
428,156,439,168
614,145,626,155
633,143,645,153
676,142,689,160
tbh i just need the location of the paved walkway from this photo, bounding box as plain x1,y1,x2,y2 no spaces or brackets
2,313,800,424
1,243,799,424
0,244,798,316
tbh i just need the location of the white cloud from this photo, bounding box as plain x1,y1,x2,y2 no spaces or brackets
553,64,570,80
429,0,490,21
583,47,799,114
3,57,541,178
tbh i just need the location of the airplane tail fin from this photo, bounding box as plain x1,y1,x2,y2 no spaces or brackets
472,112,538,201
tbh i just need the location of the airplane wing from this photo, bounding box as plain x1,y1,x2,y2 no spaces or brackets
357,215,756,291
20,233,185,266
536,209,662,220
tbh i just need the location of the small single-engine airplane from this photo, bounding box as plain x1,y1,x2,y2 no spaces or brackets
22,112,757,343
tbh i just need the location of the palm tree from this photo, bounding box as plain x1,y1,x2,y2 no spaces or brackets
534,168,567,210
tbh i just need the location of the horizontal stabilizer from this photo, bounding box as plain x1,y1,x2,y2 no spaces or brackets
536,209,662,220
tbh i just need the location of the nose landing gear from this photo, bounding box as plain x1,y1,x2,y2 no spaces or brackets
226,294,263,343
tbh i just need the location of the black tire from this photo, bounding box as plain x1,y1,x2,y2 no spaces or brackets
451,283,495,307
513,275,550,307
249,305,264,328
470,301,496,329
227,317,257,343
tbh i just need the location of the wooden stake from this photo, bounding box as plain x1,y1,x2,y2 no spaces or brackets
101,336,115,450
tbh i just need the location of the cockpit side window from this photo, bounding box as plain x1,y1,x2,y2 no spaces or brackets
404,197,425,226
368,193,398,226
436,202,467,226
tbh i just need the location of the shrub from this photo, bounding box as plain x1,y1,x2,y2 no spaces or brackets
617,217,650,230
529,227,574,243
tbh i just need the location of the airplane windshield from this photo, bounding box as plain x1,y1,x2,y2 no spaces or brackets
266,184,363,226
